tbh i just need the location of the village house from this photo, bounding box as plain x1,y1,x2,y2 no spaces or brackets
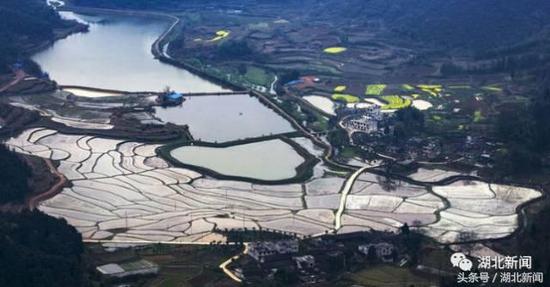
248,239,300,263
158,91,184,106
358,242,396,263
293,255,316,271
96,259,159,279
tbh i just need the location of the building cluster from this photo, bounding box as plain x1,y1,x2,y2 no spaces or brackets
96,259,159,279
238,234,400,285
247,239,300,263
404,137,442,161
340,104,384,135
157,91,184,106
358,242,396,263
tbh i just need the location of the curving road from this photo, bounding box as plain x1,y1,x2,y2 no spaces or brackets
27,159,67,210
219,243,249,283
0,70,26,94
334,166,370,231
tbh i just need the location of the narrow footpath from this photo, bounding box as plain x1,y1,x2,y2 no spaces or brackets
0,70,26,93
334,166,370,231
27,159,67,210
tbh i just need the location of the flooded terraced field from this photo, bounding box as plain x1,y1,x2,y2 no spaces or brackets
6,128,542,243
12,8,543,245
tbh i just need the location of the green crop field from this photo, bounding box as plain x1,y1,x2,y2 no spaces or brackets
209,30,230,42
334,85,347,92
417,84,443,97
332,94,359,104
324,47,347,54
332,93,360,103
473,110,485,122
381,95,411,109
244,66,272,86
366,84,387,96
482,85,503,92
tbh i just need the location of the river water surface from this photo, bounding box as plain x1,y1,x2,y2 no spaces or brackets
33,12,224,93
33,10,300,175
154,94,295,142
34,12,295,142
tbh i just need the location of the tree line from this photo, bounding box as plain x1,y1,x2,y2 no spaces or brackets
0,211,85,287
0,0,73,73
493,69,550,176
0,145,32,204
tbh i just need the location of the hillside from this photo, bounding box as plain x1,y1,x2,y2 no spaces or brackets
0,211,84,287
72,0,550,54
320,0,550,52
0,0,83,73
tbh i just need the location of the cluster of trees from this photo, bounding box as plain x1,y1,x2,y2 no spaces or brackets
0,211,84,287
321,0,550,52
0,145,32,204
215,40,253,60
494,83,550,175
72,0,550,55
392,107,425,143
441,54,550,76
0,0,72,73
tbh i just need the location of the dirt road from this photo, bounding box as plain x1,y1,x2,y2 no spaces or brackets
0,70,26,93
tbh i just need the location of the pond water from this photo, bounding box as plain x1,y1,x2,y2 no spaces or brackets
154,94,295,142
170,139,305,181
33,12,224,93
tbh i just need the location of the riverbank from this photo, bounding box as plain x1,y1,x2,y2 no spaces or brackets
55,3,359,174
25,22,88,56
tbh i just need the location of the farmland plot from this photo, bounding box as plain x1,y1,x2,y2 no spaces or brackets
6,128,542,244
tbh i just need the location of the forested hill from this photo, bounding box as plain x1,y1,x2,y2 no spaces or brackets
72,0,550,53
392,0,550,51
0,211,84,287
323,0,550,52
0,0,80,73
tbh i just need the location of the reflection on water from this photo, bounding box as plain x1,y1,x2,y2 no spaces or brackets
154,94,295,142
33,12,224,93
170,139,305,180
35,11,296,144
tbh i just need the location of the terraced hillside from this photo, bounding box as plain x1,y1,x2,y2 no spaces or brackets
7,128,542,244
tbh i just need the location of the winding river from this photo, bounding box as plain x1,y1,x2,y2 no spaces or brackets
33,12,224,93
32,10,299,176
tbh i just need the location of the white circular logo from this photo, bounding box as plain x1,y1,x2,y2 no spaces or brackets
450,252,473,271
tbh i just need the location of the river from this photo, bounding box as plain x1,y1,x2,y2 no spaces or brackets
33,11,295,142
33,12,224,93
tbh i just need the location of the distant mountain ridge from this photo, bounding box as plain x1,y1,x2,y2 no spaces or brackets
319,0,550,52
70,0,550,53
